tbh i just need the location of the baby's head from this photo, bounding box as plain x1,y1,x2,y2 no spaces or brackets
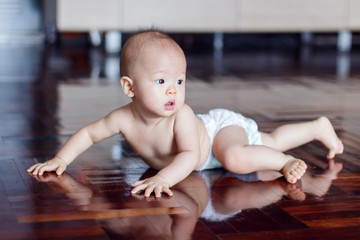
120,30,186,79
119,30,187,115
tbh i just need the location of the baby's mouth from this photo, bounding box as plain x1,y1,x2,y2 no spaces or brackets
166,100,175,106
165,100,175,109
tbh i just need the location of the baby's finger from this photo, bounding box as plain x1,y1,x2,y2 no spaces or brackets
162,187,173,197
154,186,162,198
38,165,48,176
131,184,147,194
39,164,56,176
131,180,145,187
31,164,43,175
56,165,66,176
27,164,37,173
144,185,156,198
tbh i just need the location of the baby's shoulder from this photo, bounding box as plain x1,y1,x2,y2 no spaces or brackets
174,104,197,123
177,104,195,116
106,104,133,122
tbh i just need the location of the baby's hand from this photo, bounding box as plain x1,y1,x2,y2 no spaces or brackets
27,157,67,176
131,175,173,198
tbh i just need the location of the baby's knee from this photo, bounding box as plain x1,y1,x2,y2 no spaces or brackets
219,146,253,174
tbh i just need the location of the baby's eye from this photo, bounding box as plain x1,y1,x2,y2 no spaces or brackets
156,79,165,84
177,80,184,85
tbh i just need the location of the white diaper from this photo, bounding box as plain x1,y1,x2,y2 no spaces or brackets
197,109,262,170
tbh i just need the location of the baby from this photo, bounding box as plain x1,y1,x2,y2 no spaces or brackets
28,30,344,197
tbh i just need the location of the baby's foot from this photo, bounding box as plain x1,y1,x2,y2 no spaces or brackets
281,158,307,184
315,116,344,159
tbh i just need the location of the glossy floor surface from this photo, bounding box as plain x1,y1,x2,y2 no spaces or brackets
0,35,360,239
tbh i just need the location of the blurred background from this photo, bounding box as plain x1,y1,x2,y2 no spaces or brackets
1,0,360,138
1,0,360,83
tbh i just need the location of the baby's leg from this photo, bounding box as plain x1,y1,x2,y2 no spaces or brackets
261,116,343,159
213,126,307,183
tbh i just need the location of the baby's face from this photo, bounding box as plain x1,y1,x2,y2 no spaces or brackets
131,42,187,117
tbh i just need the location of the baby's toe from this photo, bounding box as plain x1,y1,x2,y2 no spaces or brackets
299,161,307,169
291,162,304,175
288,176,297,184
327,150,336,159
288,170,299,180
285,173,298,184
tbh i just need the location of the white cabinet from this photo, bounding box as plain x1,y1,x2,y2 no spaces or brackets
56,0,360,32
57,0,123,31
349,0,360,30
237,0,347,32
121,0,237,32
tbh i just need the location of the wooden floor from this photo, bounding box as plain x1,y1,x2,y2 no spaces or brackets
0,37,360,239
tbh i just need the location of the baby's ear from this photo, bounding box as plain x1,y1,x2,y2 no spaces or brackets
120,76,135,98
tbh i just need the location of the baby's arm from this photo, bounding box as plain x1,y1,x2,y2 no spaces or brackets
131,105,201,197
27,108,124,176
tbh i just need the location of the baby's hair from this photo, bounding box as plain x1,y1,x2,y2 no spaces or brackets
137,26,165,35
120,29,182,77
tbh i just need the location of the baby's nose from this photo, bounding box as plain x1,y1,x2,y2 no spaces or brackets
166,85,177,95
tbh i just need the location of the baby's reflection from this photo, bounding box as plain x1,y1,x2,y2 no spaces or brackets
30,159,342,238
201,169,305,221
31,169,208,239
203,159,342,221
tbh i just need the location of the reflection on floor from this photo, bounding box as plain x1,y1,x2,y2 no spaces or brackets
0,39,360,239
